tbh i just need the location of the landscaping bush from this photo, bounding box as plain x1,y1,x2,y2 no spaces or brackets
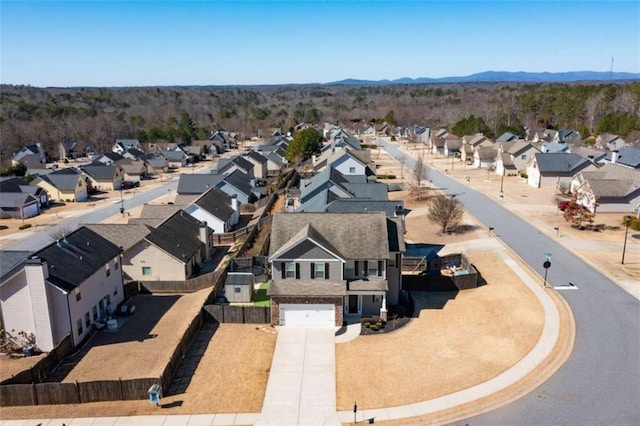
18,224,32,230
377,174,397,180
520,172,528,179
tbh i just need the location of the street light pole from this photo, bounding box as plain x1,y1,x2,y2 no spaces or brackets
621,215,632,264
500,174,504,193
120,187,125,216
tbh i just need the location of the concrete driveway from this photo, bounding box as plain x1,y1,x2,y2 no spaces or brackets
257,327,340,426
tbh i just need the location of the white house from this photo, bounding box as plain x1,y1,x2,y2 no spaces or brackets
0,228,124,352
183,187,240,234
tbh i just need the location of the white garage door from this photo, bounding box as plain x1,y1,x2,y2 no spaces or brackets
279,304,335,326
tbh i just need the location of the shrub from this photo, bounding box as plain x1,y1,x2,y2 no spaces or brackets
18,224,32,230
520,172,528,179
624,215,640,231
377,174,397,180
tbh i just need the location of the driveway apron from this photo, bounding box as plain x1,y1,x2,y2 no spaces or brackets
257,326,340,426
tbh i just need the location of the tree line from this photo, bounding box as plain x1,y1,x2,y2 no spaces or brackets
1,82,639,166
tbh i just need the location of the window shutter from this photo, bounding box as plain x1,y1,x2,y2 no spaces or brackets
354,261,359,277
363,261,368,275
295,263,300,279
325,263,330,279
310,262,315,279
281,262,285,279
378,261,383,276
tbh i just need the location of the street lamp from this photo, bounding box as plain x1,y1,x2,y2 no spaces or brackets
621,215,632,264
120,187,125,216
500,174,504,193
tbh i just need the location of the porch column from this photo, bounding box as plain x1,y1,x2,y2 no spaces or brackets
380,293,387,321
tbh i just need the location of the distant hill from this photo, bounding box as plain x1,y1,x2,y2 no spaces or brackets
328,71,640,85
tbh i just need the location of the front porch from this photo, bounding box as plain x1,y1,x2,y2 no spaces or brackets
345,276,389,320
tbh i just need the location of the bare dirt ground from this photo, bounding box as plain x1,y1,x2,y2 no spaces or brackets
0,324,276,419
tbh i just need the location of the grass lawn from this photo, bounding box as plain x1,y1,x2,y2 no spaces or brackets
253,282,270,307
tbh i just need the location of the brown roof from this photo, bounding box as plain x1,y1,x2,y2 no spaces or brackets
268,280,346,296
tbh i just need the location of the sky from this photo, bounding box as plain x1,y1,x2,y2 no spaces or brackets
1,0,639,87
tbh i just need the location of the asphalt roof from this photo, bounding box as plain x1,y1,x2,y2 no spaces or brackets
139,203,182,219
223,170,253,197
605,147,640,168
36,168,82,191
193,187,235,222
325,199,404,217
534,153,590,173
0,250,31,281
225,272,253,286
268,280,346,296
269,212,390,261
246,150,268,164
145,211,208,262
34,227,122,292
177,173,225,194
81,164,118,180
161,150,186,161
83,223,151,252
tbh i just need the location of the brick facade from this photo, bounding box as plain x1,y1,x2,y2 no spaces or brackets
270,296,344,326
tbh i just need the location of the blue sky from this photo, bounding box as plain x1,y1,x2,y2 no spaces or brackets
1,0,638,87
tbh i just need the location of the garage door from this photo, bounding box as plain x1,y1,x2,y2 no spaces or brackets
279,304,335,326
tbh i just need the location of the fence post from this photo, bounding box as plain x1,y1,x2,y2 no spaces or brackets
76,380,81,403
33,382,38,406
119,377,124,401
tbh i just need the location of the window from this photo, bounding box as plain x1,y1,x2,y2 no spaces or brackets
313,263,325,279
345,261,355,277
367,260,378,276
234,287,241,293
284,262,296,279
77,319,83,336
142,266,152,276
520,154,526,160
349,166,356,174
114,261,119,270
75,288,81,301
105,265,110,277
85,312,91,328
92,306,98,320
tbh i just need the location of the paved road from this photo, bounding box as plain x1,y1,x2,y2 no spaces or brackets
382,142,640,425
4,180,179,252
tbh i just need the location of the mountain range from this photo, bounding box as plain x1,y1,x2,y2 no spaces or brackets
328,71,640,85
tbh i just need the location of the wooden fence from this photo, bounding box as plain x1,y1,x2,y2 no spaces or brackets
203,304,270,324
138,265,226,293
1,335,74,385
160,309,203,392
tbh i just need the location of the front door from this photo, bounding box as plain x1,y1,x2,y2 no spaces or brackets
348,295,359,314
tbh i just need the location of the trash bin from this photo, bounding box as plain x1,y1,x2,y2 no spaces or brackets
22,344,35,357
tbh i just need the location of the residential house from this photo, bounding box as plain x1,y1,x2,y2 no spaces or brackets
0,177,49,218
93,152,124,166
570,163,640,213
144,142,178,153
496,132,520,143
176,173,225,196
444,137,463,157
313,147,372,176
267,212,405,326
59,141,96,160
218,170,258,204
0,227,124,351
266,148,288,176
161,150,188,169
32,168,88,202
11,143,48,167
554,129,582,145
183,187,240,233
81,164,124,192
118,158,148,183
126,211,213,282
112,139,142,155
410,125,430,144
244,151,269,179
473,146,498,169
495,141,539,175
603,147,640,169
122,148,146,161
141,154,169,175
595,133,626,151
540,142,571,153
430,129,449,155
526,126,548,143
217,156,255,178
526,153,593,188
209,130,230,151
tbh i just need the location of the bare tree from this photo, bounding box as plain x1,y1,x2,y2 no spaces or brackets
408,156,430,200
49,225,75,241
427,195,464,233
563,196,596,230
585,91,605,135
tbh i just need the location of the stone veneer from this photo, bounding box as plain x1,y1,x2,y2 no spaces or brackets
270,296,344,326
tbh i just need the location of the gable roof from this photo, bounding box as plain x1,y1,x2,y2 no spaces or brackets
0,250,32,282
118,158,147,174
161,150,186,162
534,153,591,173
81,164,118,180
222,169,254,197
507,140,538,156
497,132,519,142
34,227,121,292
34,168,82,191
177,173,225,194
145,211,207,262
475,146,498,161
0,192,38,210
325,199,404,217
270,223,344,261
83,223,151,251
193,187,235,222
139,203,183,220
269,212,391,260
246,150,268,164
606,147,640,168
142,154,169,168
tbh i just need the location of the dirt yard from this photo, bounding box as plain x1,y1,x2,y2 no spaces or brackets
0,324,276,420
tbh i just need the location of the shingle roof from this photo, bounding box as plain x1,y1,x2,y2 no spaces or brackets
225,272,253,286
269,212,390,260
268,280,347,296
347,277,388,291
605,147,640,168
476,146,497,161
223,170,253,197
118,158,146,174
81,164,118,180
232,156,254,173
193,187,235,222
497,132,519,142
161,150,186,162
325,199,404,217
139,204,182,219
34,227,121,292
177,173,224,194
0,250,31,281
342,182,389,200
534,153,590,173
145,211,207,262
142,154,168,168
35,168,82,191
83,224,151,252
0,192,38,209
246,150,268,164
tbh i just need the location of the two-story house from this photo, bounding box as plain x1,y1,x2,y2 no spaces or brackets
267,212,405,327
183,187,240,233
81,164,124,192
0,227,124,352
32,168,88,202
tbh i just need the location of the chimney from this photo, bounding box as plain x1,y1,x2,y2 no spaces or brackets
394,204,407,234
25,256,55,351
230,194,240,215
199,221,210,259
612,150,618,164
